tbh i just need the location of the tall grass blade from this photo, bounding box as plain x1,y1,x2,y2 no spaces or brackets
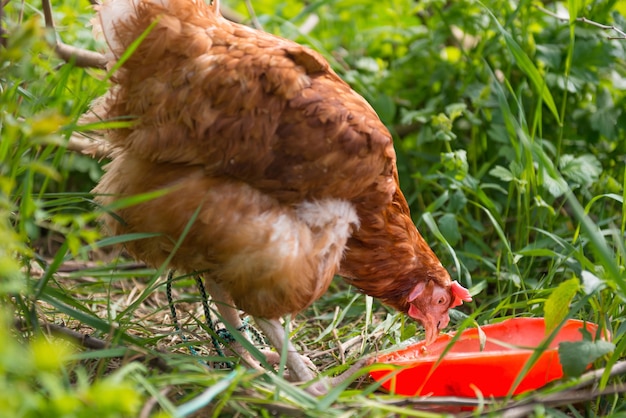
174,370,240,418
479,1,561,124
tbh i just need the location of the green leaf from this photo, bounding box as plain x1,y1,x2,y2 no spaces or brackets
590,88,621,138
541,167,569,198
422,212,463,282
24,161,61,182
372,93,396,124
544,278,580,333
439,213,461,246
400,323,417,341
448,189,467,213
29,112,68,138
536,44,563,69
444,102,467,121
441,150,468,180
559,154,602,188
489,165,515,182
559,340,615,377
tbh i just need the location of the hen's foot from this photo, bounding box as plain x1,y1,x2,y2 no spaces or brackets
301,358,368,396
234,346,318,381
253,317,367,395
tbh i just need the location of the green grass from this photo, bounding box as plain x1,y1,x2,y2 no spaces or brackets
2,0,626,416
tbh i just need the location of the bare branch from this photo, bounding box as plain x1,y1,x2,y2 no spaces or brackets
40,320,109,350
243,0,263,31
308,334,363,359
41,0,107,68
15,318,171,372
67,131,111,160
43,0,242,67
578,16,626,40
55,42,107,69
499,385,626,418
537,6,626,40
41,0,54,28
568,360,626,391
15,115,111,159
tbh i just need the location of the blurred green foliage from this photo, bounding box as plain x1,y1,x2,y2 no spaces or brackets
1,6,142,418
0,312,142,417
1,0,625,415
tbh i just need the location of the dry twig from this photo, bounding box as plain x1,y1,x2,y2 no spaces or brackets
498,384,626,418
15,318,172,372
41,0,107,68
537,6,626,40
308,334,363,359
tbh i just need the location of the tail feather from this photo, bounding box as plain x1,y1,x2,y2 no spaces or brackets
95,0,221,58
97,0,144,57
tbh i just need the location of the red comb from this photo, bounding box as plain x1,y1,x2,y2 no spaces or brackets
450,280,472,308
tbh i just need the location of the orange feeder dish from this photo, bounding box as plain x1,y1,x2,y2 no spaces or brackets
370,318,600,397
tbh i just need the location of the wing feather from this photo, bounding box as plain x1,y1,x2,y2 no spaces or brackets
97,0,396,208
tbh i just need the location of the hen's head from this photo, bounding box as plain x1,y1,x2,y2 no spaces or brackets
407,279,472,345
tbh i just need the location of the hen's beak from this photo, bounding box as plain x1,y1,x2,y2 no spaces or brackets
408,304,440,345
422,317,439,345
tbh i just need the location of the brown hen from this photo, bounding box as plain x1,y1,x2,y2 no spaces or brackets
91,0,472,394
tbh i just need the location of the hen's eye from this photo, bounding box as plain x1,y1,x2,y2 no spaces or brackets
437,297,446,305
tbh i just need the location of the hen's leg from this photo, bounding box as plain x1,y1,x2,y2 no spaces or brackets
254,317,367,395
253,317,316,381
204,280,281,369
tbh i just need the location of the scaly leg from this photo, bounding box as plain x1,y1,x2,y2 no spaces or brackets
253,317,364,395
206,282,365,395
204,280,281,369
253,317,317,382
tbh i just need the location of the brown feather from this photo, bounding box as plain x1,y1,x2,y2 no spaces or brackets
340,173,452,313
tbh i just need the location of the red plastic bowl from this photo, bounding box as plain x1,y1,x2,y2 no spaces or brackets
370,318,599,397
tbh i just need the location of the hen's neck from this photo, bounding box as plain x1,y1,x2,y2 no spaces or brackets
339,191,449,313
